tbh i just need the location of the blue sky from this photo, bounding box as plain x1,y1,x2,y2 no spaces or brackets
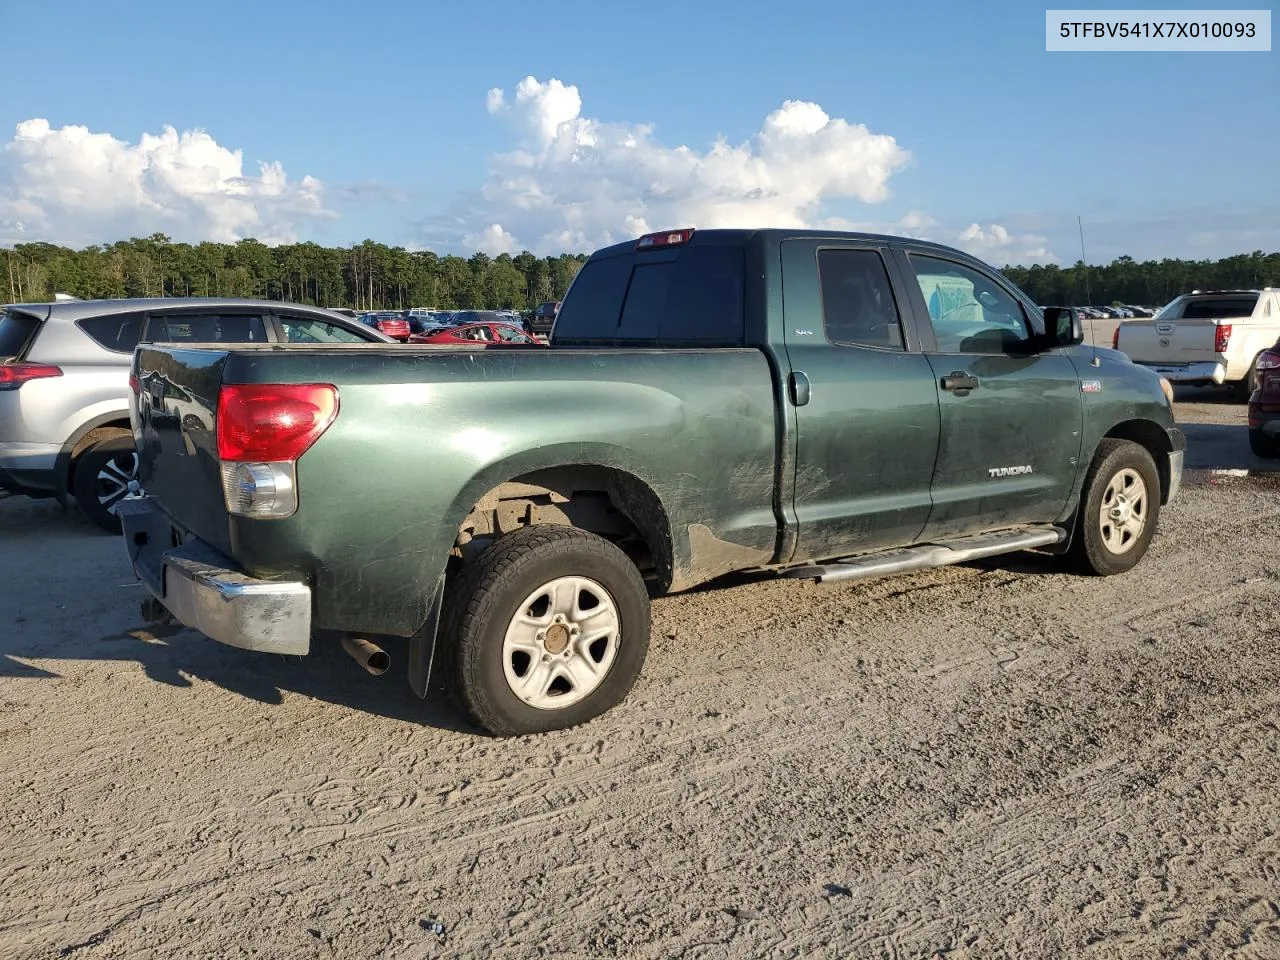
2,0,1276,264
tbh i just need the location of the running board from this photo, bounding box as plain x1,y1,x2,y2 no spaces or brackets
783,527,1066,584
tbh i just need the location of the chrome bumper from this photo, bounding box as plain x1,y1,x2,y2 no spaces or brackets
1136,361,1226,384
1166,427,1186,503
117,497,311,656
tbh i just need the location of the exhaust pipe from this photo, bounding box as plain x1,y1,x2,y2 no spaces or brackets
342,635,390,676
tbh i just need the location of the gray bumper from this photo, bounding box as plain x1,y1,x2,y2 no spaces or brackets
1135,361,1226,385
118,497,312,656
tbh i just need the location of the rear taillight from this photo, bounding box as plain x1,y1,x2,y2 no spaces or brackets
0,362,63,390
1111,325,1120,350
128,373,140,395
1215,324,1231,353
217,383,338,462
216,383,338,519
1256,351,1280,371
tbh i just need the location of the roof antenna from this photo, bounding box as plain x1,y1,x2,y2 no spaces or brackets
1079,215,1100,366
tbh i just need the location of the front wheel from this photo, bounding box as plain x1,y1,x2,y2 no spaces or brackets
72,435,139,534
1067,439,1162,576
441,526,651,736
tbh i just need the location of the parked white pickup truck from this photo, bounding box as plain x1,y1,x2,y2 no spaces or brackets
1114,289,1280,400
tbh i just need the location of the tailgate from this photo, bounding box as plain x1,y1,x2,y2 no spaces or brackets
1116,318,1220,365
132,346,234,552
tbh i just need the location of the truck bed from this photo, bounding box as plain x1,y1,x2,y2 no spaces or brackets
131,342,782,637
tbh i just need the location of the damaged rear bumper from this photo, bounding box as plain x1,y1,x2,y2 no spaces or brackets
118,496,311,656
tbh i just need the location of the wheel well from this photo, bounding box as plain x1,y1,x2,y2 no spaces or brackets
67,421,132,489
453,466,673,591
1103,420,1173,501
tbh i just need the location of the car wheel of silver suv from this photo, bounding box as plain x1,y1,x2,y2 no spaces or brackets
73,434,139,535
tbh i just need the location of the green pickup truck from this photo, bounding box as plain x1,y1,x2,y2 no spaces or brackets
120,228,1185,736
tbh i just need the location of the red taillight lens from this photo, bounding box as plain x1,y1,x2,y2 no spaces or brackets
1215,324,1231,353
1111,325,1120,350
216,383,339,462
128,373,140,394
0,362,63,388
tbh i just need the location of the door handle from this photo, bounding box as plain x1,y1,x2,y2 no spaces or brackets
789,371,811,406
940,371,979,395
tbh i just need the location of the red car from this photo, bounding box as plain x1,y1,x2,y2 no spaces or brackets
1247,340,1280,459
357,312,411,341
409,321,544,347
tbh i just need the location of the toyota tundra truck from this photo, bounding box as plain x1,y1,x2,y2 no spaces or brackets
119,228,1185,736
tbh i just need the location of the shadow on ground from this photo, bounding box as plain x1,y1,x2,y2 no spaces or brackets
1179,423,1279,474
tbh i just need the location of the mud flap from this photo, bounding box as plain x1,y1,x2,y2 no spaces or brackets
407,573,448,698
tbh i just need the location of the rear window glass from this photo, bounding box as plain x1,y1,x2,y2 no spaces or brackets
554,245,745,345
0,309,41,358
78,313,145,354
1180,296,1258,320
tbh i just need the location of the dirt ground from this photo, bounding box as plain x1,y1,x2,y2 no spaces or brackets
2,392,1278,960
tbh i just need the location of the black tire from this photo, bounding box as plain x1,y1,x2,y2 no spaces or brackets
441,526,651,736
1067,439,1162,576
72,435,138,535
1250,428,1280,460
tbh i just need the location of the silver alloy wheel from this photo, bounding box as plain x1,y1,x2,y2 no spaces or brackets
94,451,140,516
501,575,620,710
1098,466,1147,555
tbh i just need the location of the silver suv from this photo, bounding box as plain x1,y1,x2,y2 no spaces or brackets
0,298,391,533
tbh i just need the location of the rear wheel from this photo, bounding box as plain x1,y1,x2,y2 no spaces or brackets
442,525,651,736
1234,355,1260,402
1249,428,1280,460
1067,439,1161,576
72,435,139,534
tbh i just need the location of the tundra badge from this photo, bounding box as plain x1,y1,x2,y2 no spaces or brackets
988,465,1033,478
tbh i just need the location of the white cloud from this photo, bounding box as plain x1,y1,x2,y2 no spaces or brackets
817,209,1056,266
430,76,912,255
0,118,333,247
466,223,518,256
955,222,1054,265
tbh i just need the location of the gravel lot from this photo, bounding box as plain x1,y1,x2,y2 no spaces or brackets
2,393,1278,960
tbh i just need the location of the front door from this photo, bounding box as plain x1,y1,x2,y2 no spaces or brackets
896,250,1084,539
781,239,941,563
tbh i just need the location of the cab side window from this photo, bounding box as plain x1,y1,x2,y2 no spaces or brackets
908,255,1031,354
816,249,905,350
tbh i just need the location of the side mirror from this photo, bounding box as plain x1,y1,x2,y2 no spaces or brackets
1041,306,1085,348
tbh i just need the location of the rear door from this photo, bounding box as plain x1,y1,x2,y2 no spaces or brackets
780,239,941,562
896,249,1083,539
